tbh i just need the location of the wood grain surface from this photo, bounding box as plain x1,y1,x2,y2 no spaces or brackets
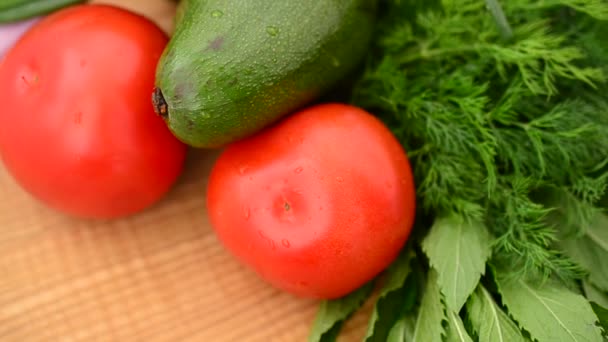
0,1,372,341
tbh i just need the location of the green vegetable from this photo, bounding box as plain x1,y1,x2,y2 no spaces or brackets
309,0,608,340
445,310,473,342
386,315,416,342
466,285,527,342
590,302,608,338
410,269,446,342
496,276,603,341
364,249,416,342
584,281,608,309
421,215,492,311
153,0,377,148
308,281,375,342
556,210,608,292
0,0,85,23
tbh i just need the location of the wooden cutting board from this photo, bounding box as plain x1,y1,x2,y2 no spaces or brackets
0,1,372,341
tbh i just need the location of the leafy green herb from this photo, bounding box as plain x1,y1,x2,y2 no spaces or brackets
496,276,604,341
445,310,473,342
558,212,608,292
421,215,492,311
308,281,374,342
386,314,417,342
466,285,527,342
411,269,446,342
309,0,608,340
584,281,608,309
364,249,416,342
352,0,608,281
589,302,608,338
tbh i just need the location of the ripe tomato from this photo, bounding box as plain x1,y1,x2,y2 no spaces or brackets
0,5,187,219
206,103,417,299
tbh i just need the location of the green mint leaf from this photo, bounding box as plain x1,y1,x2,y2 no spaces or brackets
560,213,608,292
411,269,446,342
445,310,473,342
365,249,416,342
466,285,527,342
584,280,608,309
496,277,603,342
308,281,375,342
586,213,608,251
386,314,416,342
589,302,608,338
422,215,492,311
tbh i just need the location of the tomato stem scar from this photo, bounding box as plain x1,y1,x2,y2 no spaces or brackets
152,87,168,119
284,202,291,211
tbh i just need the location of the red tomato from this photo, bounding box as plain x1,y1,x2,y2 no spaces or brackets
206,103,417,299
0,5,187,219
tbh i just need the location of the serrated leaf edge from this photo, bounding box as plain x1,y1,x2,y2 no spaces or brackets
496,277,605,342
494,277,537,342
421,216,491,311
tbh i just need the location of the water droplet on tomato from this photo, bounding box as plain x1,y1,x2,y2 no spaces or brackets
281,239,291,248
294,166,303,174
336,176,344,182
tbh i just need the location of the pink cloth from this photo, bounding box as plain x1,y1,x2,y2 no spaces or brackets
0,17,40,59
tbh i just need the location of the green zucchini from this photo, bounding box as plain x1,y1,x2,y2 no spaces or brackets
153,0,378,148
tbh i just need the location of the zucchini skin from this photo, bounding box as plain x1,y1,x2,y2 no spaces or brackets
154,0,378,148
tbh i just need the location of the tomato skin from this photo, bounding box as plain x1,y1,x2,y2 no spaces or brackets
206,103,416,299
0,5,187,219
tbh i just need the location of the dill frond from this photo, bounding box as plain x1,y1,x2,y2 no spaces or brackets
351,0,608,282
489,177,588,280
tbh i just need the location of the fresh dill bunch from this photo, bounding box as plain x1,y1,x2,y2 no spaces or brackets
489,177,589,281
351,0,608,281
